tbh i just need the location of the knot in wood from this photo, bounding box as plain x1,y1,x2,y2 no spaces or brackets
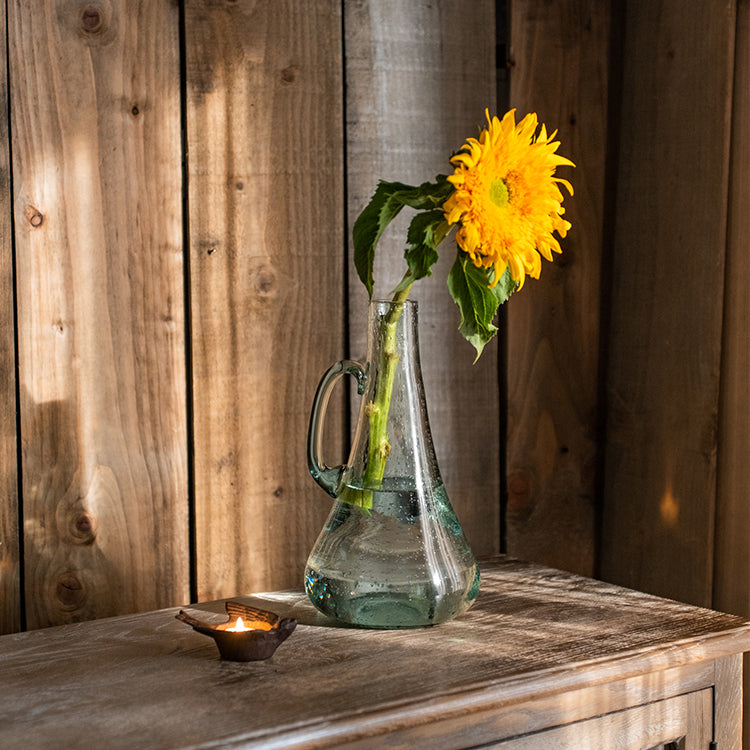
281,66,300,85
80,6,103,33
255,270,275,294
248,260,278,304
56,573,86,609
506,470,533,520
71,512,97,545
25,205,44,228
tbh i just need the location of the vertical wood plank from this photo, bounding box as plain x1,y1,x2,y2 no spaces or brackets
344,0,500,556
0,0,20,635
713,0,750,740
599,0,736,607
712,654,744,750
186,0,345,599
10,0,189,628
506,0,610,575
714,0,750,617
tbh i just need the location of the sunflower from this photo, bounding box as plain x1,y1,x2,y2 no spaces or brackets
443,109,574,288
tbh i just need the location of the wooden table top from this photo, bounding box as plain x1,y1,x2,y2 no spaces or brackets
2,557,749,749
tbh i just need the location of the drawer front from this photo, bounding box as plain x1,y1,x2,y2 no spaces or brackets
484,688,712,750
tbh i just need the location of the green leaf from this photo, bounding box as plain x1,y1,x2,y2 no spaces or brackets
404,211,449,282
447,254,517,361
352,177,454,297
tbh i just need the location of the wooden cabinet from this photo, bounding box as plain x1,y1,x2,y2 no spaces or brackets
1,558,748,749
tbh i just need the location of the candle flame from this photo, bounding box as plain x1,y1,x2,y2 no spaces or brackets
227,616,249,632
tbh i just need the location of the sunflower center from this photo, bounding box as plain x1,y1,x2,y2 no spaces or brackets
489,178,509,208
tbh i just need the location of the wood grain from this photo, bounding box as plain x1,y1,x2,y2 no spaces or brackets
0,0,748,651
185,0,345,599
0,0,20,635
714,0,750,620
599,0,736,607
713,2,750,741
0,558,747,749
506,0,610,576
713,655,744,750
488,690,711,749
338,661,718,750
9,0,189,628
344,0,500,556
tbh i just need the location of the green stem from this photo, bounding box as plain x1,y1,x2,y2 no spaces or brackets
360,275,414,504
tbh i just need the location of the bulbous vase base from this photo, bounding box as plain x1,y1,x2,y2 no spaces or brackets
304,485,480,629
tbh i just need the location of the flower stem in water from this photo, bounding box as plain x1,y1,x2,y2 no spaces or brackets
357,278,414,508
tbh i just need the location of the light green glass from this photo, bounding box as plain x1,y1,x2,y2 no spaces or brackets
305,299,479,629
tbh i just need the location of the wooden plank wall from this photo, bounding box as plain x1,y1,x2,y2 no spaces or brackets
0,0,499,631
506,0,748,619
0,0,20,635
1,0,749,665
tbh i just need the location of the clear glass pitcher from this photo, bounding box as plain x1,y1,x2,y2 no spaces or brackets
305,299,479,628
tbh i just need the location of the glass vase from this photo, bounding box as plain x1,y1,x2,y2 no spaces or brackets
305,299,479,628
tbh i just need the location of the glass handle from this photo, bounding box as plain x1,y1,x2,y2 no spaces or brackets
307,359,366,497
